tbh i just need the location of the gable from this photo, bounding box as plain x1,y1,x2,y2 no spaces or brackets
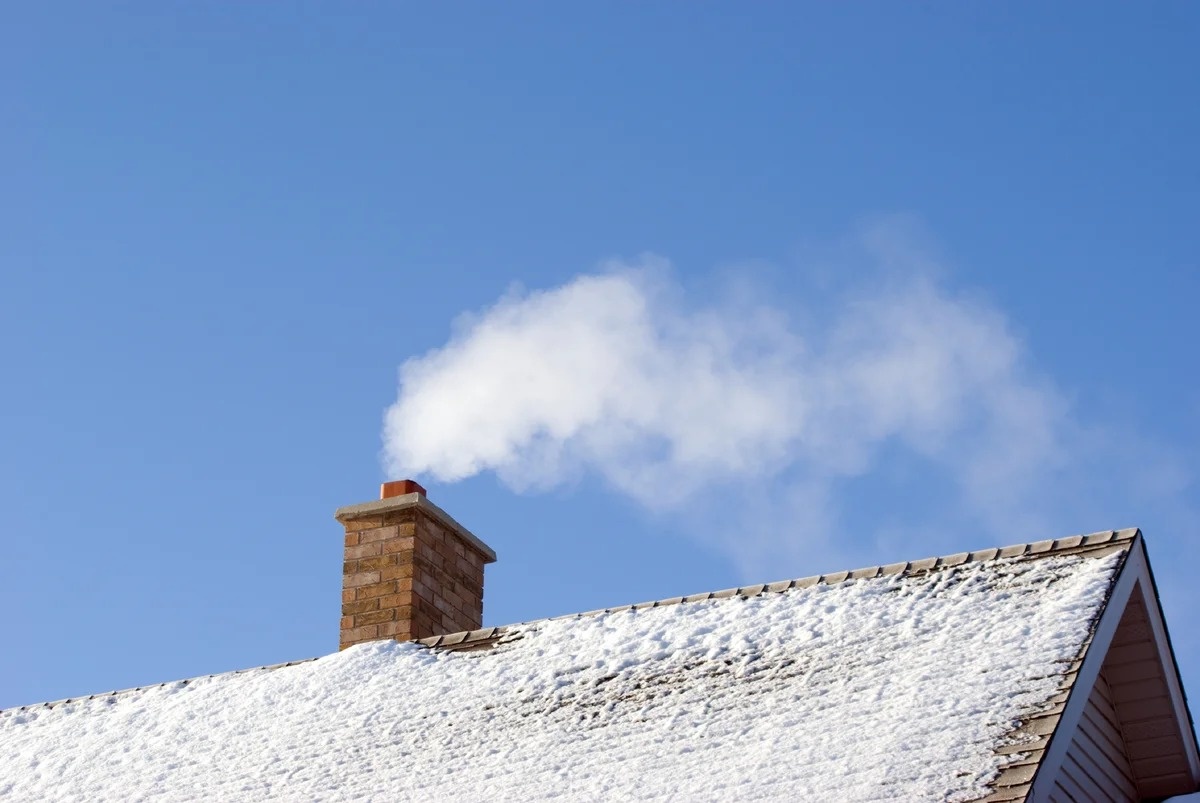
1026,537,1200,801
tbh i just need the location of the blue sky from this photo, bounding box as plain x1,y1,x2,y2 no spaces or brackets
2,0,1198,734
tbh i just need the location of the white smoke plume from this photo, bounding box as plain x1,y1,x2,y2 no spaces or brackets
382,252,1069,553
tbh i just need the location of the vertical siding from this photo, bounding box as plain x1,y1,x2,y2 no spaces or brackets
1047,671,1138,802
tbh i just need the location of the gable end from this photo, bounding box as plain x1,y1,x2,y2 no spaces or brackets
1027,535,1200,801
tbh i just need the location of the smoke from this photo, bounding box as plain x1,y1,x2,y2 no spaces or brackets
383,250,1070,556
384,259,810,506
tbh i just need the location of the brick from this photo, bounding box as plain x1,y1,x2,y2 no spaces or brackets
342,599,379,615
344,533,360,547
344,571,381,588
359,526,402,544
379,621,413,639
355,580,397,600
394,577,414,593
341,516,386,533
341,589,355,604
355,608,396,626
343,568,379,588
341,624,379,643
379,593,410,609
355,555,395,572
416,597,439,616
344,542,383,560
382,536,417,554
340,615,353,630
380,563,415,581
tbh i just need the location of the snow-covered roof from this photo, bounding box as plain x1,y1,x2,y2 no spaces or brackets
0,529,1189,801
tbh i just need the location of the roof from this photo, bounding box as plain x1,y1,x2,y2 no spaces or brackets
1,528,1195,801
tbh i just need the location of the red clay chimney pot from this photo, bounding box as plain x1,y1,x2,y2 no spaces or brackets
380,479,426,499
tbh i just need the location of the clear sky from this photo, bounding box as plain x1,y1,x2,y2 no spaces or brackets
3,0,1198,744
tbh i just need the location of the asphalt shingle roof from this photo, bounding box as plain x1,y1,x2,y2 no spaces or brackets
1,529,1142,801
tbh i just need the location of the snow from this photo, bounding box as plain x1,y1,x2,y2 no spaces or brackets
0,552,1120,802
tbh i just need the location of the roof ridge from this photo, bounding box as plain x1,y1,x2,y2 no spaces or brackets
2,528,1139,713
1,658,319,715
416,528,1141,649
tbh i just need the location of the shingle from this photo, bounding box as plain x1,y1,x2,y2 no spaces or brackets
440,631,468,647
1041,689,1070,706
994,735,1048,755
1020,713,1061,736
577,608,609,618
466,627,497,642
977,783,1032,801
907,557,938,573
1080,530,1115,545
992,761,1039,785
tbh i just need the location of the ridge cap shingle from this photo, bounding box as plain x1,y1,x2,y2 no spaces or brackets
418,527,1139,652
3,528,1139,713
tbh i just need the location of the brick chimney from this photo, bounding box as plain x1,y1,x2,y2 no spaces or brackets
334,479,497,650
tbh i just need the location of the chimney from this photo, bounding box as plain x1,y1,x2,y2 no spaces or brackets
334,480,497,650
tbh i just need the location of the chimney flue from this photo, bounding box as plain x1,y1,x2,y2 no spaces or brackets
334,480,496,650
380,479,425,499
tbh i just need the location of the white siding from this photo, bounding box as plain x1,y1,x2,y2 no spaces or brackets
1047,671,1138,802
